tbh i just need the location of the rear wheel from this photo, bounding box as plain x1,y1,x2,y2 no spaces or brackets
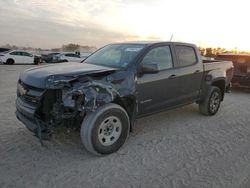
34,56,41,65
6,59,14,65
199,86,222,116
81,103,130,156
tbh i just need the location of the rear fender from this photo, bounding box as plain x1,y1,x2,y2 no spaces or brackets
201,75,226,101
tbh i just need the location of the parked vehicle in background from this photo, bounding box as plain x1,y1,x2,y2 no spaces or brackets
16,42,233,155
41,52,60,63
0,50,37,64
80,52,91,60
54,52,86,63
216,54,250,89
0,48,10,53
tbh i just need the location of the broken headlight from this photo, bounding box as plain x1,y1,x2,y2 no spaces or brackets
62,88,85,109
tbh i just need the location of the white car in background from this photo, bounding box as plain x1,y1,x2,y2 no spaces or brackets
54,52,87,63
0,50,36,64
80,52,91,60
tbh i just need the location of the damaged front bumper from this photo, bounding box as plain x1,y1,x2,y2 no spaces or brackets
16,97,37,132
16,81,47,135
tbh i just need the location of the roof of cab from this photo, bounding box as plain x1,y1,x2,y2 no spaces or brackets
111,41,197,47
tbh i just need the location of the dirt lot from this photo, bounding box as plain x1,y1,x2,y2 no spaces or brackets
0,64,250,188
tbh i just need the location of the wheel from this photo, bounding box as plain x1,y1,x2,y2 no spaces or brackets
81,103,130,156
34,56,41,65
6,59,14,65
199,86,222,116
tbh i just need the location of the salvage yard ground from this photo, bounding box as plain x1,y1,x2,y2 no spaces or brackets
0,64,250,188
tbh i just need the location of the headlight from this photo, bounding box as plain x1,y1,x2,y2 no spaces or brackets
17,83,27,96
62,88,85,109
62,88,75,108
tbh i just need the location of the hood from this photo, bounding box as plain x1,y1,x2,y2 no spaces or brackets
20,62,117,88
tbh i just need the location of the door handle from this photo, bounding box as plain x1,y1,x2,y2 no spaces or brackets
168,74,176,79
194,70,200,73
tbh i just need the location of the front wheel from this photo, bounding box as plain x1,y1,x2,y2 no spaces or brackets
199,86,222,116
81,103,130,156
6,59,14,65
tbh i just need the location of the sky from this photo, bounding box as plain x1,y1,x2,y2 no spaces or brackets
0,0,250,51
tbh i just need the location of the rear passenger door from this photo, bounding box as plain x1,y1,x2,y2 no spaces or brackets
174,45,203,103
9,51,23,63
21,52,34,64
137,44,180,115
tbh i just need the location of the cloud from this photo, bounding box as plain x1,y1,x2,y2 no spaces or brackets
1,0,250,50
0,0,138,48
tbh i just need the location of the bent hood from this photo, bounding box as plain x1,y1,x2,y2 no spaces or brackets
20,62,116,88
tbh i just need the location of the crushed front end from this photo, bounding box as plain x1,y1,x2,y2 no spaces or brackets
15,79,81,139
16,69,135,142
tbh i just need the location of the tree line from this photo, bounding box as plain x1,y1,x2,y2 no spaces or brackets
199,47,250,57
0,43,97,53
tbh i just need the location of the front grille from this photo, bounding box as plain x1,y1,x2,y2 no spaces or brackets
21,95,40,106
17,80,44,107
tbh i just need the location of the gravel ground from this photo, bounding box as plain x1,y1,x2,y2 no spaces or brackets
0,64,250,188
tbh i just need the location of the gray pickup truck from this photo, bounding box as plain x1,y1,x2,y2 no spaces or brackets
16,42,233,155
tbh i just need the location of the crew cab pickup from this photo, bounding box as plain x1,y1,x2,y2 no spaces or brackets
16,42,233,155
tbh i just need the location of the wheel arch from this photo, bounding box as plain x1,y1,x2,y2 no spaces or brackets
6,58,15,64
113,96,136,131
211,79,226,101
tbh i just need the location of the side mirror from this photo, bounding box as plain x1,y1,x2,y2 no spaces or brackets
141,63,160,74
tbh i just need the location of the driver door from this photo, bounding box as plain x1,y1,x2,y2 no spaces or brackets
137,45,180,115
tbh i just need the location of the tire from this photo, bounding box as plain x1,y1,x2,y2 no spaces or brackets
199,86,222,116
34,57,40,65
6,59,14,65
81,103,130,156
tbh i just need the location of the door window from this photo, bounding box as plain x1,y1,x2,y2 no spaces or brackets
141,46,173,70
176,46,197,67
21,52,32,57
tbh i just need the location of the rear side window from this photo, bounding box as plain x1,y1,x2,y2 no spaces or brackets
142,46,173,70
176,46,197,67
21,52,31,56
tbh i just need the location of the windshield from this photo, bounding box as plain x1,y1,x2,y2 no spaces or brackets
84,44,145,68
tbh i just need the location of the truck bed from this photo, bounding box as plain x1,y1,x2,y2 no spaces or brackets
203,59,233,70
203,60,234,88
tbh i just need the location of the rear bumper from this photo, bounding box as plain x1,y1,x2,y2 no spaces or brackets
232,76,250,87
16,98,38,132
